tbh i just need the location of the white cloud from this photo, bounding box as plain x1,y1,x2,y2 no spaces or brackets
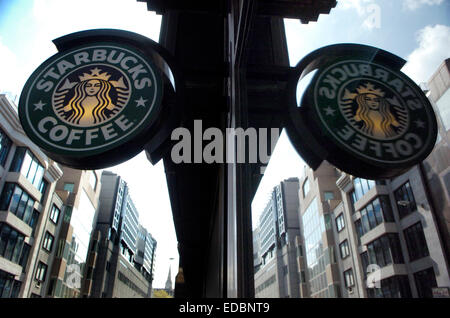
338,0,373,16
402,24,450,83
403,0,444,10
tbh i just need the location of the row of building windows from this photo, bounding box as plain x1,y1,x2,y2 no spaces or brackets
0,183,36,224
0,269,21,298
366,275,412,298
366,233,404,268
117,271,147,297
255,274,276,294
350,178,376,205
10,147,45,190
354,196,394,240
0,222,27,265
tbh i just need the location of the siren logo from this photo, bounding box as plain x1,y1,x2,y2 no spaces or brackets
313,60,435,164
19,43,162,156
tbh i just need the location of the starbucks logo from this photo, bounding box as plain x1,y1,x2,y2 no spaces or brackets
312,60,435,164
339,81,409,140
53,65,130,127
19,43,162,157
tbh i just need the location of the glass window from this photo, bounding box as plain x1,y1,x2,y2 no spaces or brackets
10,148,45,189
302,178,310,197
366,203,377,229
366,234,404,268
335,213,345,232
42,232,54,252
30,210,40,237
0,183,35,223
0,223,25,264
372,198,383,224
49,205,61,224
344,268,355,287
404,222,429,261
394,181,417,219
324,191,334,201
0,183,15,211
35,262,47,282
38,179,48,196
19,244,31,271
0,128,12,167
339,240,350,259
414,267,437,298
63,183,75,192
361,209,370,233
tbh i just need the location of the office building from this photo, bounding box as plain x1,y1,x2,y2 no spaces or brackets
0,94,63,298
422,58,450,265
254,178,302,298
90,171,156,298
45,167,101,298
298,163,342,298
297,158,450,298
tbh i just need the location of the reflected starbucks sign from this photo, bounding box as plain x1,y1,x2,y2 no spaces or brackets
18,30,176,169
314,60,433,164
286,44,438,179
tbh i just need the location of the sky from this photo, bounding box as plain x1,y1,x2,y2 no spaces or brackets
0,0,449,290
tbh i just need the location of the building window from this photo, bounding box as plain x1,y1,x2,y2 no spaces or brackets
0,128,12,167
0,269,22,298
63,183,75,192
42,232,54,252
414,267,437,298
335,213,345,232
344,268,355,288
339,240,350,259
35,262,47,282
355,196,394,236
367,275,412,298
302,178,310,198
49,205,61,224
0,183,36,225
366,234,404,268
0,222,25,264
9,147,45,189
394,181,417,219
360,252,369,278
89,171,97,191
403,222,429,262
38,179,48,196
350,178,376,205
19,243,31,271
324,191,334,201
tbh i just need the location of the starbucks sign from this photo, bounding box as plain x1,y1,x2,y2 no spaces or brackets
18,30,176,169
286,44,438,179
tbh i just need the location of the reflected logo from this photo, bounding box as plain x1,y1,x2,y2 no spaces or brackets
313,60,436,164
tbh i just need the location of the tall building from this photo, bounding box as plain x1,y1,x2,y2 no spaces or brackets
45,167,101,298
0,94,63,298
90,171,156,298
254,178,302,298
422,59,450,265
297,159,450,298
298,164,342,298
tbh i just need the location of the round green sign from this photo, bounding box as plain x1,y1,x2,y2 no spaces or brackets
311,59,436,165
19,42,163,159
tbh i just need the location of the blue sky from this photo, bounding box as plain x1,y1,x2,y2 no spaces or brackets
0,0,449,289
